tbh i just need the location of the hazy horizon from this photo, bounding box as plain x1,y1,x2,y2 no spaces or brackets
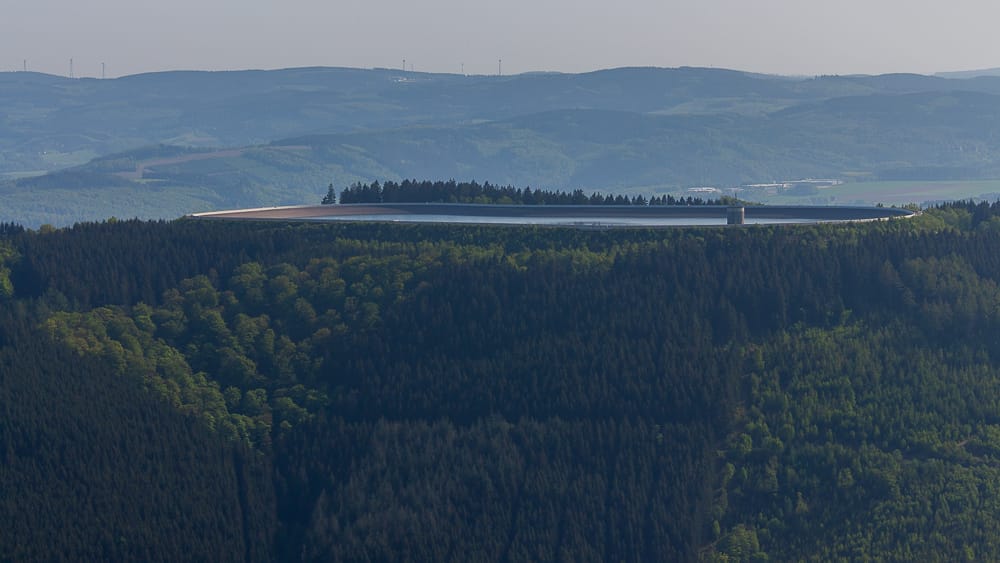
5,0,1000,79
6,62,1000,81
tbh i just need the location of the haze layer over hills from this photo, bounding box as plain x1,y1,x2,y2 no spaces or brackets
5,66,1000,225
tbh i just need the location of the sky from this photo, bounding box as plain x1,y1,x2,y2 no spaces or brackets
3,0,1000,78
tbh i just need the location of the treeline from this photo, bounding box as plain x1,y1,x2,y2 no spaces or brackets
6,200,1000,559
331,179,722,206
0,222,24,236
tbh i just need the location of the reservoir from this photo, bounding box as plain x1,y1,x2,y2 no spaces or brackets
313,214,816,227
191,203,915,226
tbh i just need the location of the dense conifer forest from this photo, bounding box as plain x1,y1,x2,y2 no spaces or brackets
5,200,1000,560
332,179,723,206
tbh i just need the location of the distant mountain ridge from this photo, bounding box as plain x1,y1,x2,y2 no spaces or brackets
936,67,1000,79
6,65,1000,225
7,65,1000,173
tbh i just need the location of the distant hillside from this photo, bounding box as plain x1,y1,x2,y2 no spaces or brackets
6,89,1000,226
936,67,1000,79
7,66,1000,225
5,65,1000,175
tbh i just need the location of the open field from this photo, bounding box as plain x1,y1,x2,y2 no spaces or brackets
0,170,46,180
0,184,228,227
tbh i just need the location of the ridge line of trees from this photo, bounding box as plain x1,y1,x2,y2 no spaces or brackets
327,179,727,206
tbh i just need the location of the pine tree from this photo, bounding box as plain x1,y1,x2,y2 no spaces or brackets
321,183,337,205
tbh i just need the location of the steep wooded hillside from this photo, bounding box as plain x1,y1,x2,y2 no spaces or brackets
4,203,1000,560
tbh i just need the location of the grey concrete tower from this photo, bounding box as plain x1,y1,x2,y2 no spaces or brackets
727,206,745,225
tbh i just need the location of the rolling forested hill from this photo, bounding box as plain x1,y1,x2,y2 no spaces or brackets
5,202,1000,560
7,66,1000,225
8,66,993,170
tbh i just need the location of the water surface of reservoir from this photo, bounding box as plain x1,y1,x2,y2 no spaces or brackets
191,203,914,226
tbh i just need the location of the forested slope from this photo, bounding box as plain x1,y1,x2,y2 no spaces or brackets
0,309,274,561
3,203,1000,560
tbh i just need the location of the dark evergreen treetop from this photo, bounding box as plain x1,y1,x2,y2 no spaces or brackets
335,178,723,206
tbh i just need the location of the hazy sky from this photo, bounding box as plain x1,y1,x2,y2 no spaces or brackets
4,0,999,78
